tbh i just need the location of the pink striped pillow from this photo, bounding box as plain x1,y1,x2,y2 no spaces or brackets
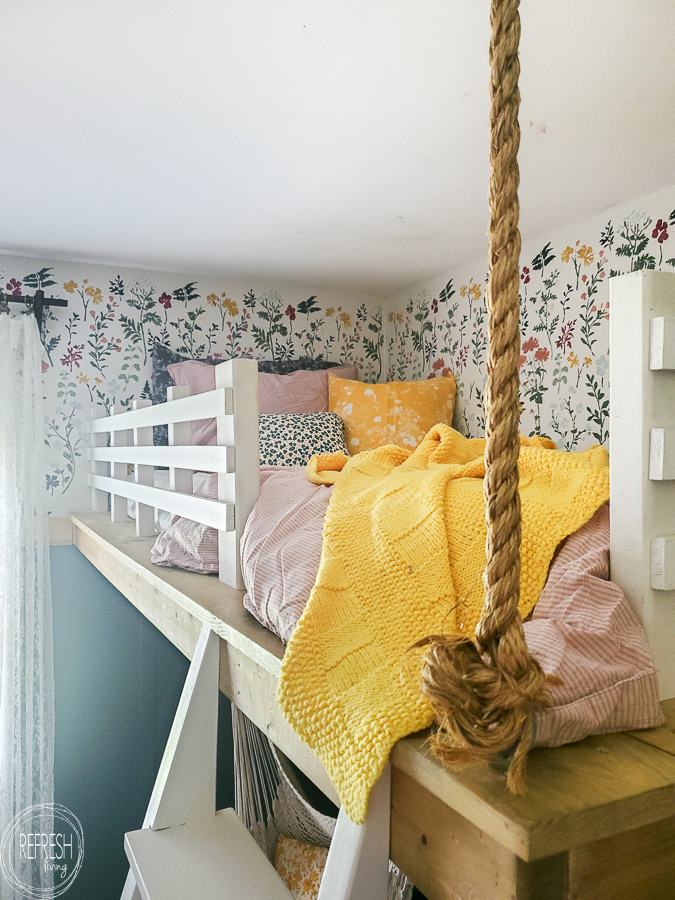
167,361,358,446
527,504,665,744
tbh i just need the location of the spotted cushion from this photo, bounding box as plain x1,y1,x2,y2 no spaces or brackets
259,413,348,467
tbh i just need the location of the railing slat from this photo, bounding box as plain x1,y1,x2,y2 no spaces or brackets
88,475,234,532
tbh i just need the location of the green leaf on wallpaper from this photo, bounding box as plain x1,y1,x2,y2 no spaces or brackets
172,282,200,304
665,258,675,267
531,242,555,272
119,314,142,344
109,275,124,296
632,253,656,271
616,234,649,260
23,267,57,289
297,295,319,315
439,280,455,303
599,222,614,248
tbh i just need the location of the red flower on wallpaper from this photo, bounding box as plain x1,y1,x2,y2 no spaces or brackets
6,278,22,296
555,319,577,351
652,219,669,243
158,292,172,309
285,305,296,321
522,336,539,354
520,266,530,284
60,345,84,372
535,347,549,362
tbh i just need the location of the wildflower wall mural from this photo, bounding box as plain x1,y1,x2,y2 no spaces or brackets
0,255,383,516
3,184,674,518
386,184,675,449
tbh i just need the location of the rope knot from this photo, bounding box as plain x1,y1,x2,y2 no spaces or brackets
418,631,560,793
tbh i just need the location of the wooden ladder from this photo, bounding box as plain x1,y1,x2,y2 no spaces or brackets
121,625,391,900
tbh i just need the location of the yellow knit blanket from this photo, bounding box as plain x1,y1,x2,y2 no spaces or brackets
277,424,609,823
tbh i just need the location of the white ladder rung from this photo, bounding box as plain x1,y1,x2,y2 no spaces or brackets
123,624,392,900
125,808,292,900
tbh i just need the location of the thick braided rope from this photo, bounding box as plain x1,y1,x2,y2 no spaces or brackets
420,0,557,794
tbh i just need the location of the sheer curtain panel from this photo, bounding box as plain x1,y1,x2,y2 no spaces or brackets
0,314,55,895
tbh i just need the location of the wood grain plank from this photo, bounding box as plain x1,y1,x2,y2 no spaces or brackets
70,510,675,881
569,815,675,900
390,767,520,900
627,696,675,756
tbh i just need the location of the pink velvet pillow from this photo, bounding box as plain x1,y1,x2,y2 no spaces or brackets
258,365,358,414
167,361,359,445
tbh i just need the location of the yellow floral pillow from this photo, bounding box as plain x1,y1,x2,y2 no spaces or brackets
274,835,328,900
328,373,456,452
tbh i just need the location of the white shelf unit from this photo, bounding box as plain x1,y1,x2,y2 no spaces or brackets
609,270,675,700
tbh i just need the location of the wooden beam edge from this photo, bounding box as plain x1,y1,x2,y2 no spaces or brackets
69,512,282,677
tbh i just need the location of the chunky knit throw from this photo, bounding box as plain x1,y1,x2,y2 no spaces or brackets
277,424,610,822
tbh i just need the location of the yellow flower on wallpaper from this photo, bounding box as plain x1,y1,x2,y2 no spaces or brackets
63,280,78,293
339,311,351,328
77,373,89,384
568,352,579,368
584,357,593,367
459,285,467,297
561,246,574,263
469,282,481,300
85,285,103,304
577,244,594,265
325,307,335,318
222,297,238,316
206,293,218,306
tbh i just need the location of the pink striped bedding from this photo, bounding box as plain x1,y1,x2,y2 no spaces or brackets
151,467,664,744
240,471,664,744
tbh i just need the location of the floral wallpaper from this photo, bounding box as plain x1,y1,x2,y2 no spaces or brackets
0,255,383,516
3,184,675,518
386,184,675,449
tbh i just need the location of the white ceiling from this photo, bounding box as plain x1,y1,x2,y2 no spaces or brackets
2,1,674,295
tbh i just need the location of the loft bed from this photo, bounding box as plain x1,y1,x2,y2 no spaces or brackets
69,269,675,899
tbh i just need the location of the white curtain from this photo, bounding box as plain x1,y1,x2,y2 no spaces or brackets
0,314,55,894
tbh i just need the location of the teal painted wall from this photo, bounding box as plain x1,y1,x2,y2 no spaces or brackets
50,546,234,899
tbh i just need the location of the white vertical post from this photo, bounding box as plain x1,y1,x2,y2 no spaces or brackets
215,359,259,589
317,764,391,900
90,409,108,513
609,270,675,700
122,625,219,900
143,625,219,830
167,385,193,495
133,398,154,537
110,405,128,523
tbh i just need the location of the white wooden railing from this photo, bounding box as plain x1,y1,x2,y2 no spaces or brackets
87,358,259,589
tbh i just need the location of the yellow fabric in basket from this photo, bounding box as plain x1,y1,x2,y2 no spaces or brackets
277,424,610,823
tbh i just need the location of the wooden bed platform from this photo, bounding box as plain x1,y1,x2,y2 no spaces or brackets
71,510,675,900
